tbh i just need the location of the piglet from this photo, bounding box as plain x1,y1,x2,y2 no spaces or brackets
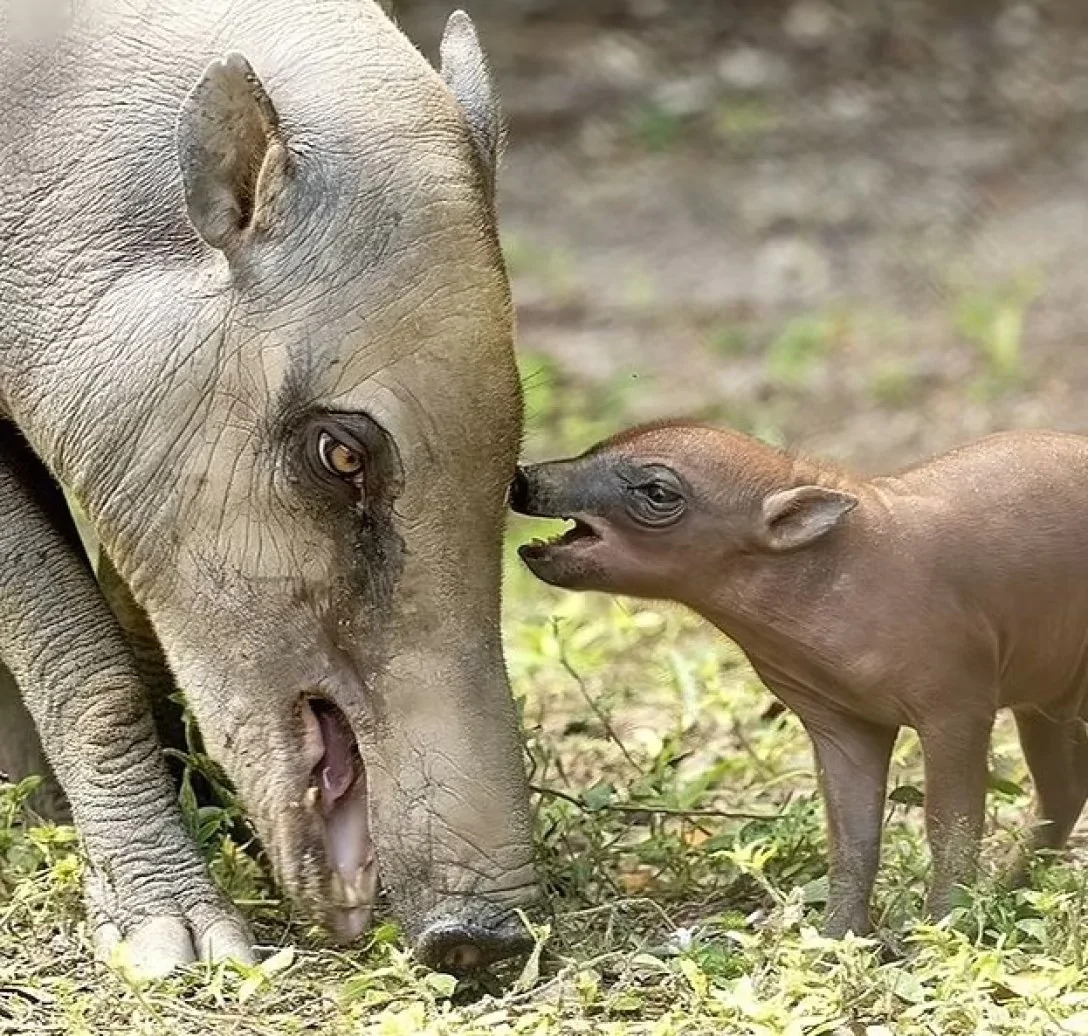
510,421,1088,936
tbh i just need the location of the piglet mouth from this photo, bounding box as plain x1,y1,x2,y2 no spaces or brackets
302,696,377,942
518,518,600,562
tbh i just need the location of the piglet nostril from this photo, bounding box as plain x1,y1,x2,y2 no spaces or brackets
508,466,531,513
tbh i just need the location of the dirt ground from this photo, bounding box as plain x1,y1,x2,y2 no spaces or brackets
396,0,1088,474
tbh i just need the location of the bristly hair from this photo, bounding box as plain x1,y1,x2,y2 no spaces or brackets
580,417,856,495
583,417,728,456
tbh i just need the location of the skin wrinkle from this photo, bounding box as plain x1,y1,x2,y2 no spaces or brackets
3,0,536,967
0,439,240,928
123,329,299,593
61,309,222,548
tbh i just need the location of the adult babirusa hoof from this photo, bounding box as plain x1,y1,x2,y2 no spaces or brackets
88,871,254,981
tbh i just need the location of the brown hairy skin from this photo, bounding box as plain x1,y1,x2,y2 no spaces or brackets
511,421,1088,936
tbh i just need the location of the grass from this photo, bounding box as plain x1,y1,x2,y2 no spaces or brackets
953,273,1043,396
627,102,687,153
712,99,782,145
766,311,848,389
868,360,923,409
499,233,582,304
6,383,1088,1034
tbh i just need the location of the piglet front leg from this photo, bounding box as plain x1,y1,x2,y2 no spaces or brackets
794,704,898,937
918,712,995,918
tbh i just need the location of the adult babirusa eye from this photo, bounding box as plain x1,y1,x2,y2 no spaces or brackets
318,431,365,480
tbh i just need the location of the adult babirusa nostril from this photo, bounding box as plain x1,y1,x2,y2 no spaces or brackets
415,918,533,974
445,942,482,973
508,466,531,513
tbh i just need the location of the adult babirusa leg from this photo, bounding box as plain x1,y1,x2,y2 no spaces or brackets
0,427,252,976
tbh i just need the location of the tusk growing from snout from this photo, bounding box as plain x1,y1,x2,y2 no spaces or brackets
341,859,377,909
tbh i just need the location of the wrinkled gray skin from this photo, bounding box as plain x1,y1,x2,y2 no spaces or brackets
0,0,537,976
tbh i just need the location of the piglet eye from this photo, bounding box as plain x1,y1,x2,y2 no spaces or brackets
627,474,685,528
643,483,678,506
318,432,365,479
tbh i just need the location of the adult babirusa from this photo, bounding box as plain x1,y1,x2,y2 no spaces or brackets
0,0,537,976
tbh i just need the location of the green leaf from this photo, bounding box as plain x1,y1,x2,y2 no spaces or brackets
988,776,1025,798
679,956,709,999
368,921,402,947
581,782,616,811
423,972,457,998
888,785,925,808
14,775,42,799
259,946,295,977
574,968,600,1006
887,967,928,1005
801,876,828,905
607,992,644,1014
1015,917,1047,943
236,972,265,1004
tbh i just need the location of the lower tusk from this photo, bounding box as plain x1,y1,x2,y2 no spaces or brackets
344,859,378,908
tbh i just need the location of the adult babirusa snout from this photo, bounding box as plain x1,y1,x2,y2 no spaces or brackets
350,616,539,967
416,914,534,975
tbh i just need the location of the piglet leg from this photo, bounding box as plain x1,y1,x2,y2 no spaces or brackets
796,706,898,937
918,712,994,918
1001,710,1088,886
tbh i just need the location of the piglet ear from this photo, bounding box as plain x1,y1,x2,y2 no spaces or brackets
440,10,504,200
177,53,288,256
757,485,858,553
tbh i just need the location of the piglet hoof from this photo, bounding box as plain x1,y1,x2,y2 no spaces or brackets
819,911,873,942
872,928,906,963
87,872,254,981
995,839,1056,893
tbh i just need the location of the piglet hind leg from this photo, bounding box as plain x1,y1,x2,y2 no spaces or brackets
918,712,995,919
796,707,898,938
999,710,1088,888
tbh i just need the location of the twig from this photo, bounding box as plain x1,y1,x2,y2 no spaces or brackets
729,717,779,781
462,949,630,1015
551,618,642,773
531,783,783,822
558,896,682,932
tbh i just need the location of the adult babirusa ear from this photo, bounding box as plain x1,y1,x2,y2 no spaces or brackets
440,10,504,200
757,485,858,553
177,53,288,256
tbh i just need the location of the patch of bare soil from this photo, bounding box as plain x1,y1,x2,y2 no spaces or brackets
398,0,1088,473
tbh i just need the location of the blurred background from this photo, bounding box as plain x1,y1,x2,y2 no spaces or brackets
392,0,1088,473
